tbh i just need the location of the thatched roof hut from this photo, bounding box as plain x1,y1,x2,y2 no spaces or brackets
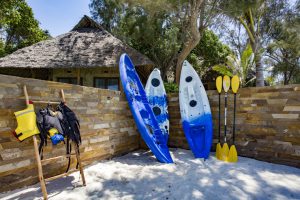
0,15,154,86
0,15,153,69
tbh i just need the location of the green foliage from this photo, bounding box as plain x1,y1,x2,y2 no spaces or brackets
164,82,179,93
89,0,298,87
0,40,5,57
89,0,123,32
219,0,291,86
213,44,255,87
90,0,183,80
265,76,275,86
266,7,300,85
220,0,288,38
117,8,182,77
90,0,223,81
0,0,49,57
212,65,233,77
187,30,232,82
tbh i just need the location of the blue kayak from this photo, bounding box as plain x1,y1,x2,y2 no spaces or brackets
119,53,173,163
179,60,213,159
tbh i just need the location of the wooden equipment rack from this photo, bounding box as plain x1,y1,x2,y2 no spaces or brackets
23,85,86,200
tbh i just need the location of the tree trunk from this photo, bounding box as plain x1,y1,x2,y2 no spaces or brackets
239,9,264,87
250,41,264,87
160,66,168,82
254,52,264,86
175,0,204,83
286,63,296,85
284,72,288,85
175,37,201,83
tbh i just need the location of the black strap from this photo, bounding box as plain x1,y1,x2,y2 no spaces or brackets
218,93,221,143
233,93,237,144
16,132,23,138
38,140,44,160
76,143,80,169
38,113,48,160
65,138,71,173
57,103,81,172
224,92,228,142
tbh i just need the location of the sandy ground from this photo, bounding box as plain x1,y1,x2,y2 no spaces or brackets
1,148,300,200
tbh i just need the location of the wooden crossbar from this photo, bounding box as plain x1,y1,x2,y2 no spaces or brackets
41,153,76,164
23,86,86,200
31,100,61,104
45,169,80,182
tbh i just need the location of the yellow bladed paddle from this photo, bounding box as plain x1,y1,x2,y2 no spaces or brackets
216,76,222,93
220,75,230,161
223,76,230,92
216,76,222,160
231,75,240,94
228,75,240,162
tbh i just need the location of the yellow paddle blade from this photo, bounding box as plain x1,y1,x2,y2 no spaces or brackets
228,145,238,162
220,143,229,161
223,75,230,92
216,143,222,160
216,76,222,93
231,75,240,94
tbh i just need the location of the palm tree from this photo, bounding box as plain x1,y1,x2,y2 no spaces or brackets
219,0,288,86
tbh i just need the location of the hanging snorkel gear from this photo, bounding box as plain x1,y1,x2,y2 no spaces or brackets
36,106,65,148
36,102,82,173
13,102,40,141
57,102,82,172
48,128,64,145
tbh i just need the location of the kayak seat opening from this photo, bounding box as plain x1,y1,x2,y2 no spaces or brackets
140,109,149,119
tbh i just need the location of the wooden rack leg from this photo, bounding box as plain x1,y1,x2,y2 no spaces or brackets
33,131,48,199
24,85,48,199
61,89,86,186
74,143,86,186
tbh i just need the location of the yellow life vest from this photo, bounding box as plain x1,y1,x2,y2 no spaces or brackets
13,103,40,141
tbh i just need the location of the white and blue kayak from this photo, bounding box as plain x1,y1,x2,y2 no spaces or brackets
119,54,173,163
179,60,213,159
145,68,169,141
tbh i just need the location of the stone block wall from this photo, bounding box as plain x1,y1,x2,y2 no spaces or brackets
0,74,139,192
1,74,299,193
167,85,300,168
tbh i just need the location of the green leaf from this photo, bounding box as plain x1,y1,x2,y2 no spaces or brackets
212,65,233,77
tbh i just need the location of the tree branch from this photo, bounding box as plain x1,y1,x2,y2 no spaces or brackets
239,17,255,43
248,9,255,33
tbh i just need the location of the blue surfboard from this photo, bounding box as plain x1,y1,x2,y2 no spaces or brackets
179,60,213,159
119,53,173,163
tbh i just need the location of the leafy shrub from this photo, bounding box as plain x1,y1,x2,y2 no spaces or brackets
164,82,179,93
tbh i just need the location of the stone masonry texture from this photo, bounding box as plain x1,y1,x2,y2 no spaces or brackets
166,85,300,168
0,74,139,192
0,74,299,193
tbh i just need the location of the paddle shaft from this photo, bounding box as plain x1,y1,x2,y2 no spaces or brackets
218,93,221,143
233,93,236,144
224,92,228,143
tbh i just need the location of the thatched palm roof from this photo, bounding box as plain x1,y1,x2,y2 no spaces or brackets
0,15,153,69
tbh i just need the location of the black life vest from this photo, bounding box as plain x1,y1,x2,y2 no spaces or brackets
57,102,81,145
36,102,81,172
